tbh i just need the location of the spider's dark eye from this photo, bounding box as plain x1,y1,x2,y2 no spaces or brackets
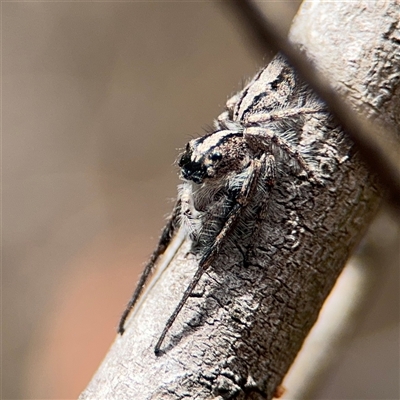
179,152,191,167
209,152,222,162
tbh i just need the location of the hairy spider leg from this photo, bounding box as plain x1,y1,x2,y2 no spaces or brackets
118,200,181,335
245,154,276,259
178,182,201,241
247,106,322,124
244,129,322,184
154,156,265,355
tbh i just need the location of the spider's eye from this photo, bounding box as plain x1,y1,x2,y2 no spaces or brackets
209,152,222,162
179,152,191,167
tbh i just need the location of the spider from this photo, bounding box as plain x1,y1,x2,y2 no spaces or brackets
118,54,324,355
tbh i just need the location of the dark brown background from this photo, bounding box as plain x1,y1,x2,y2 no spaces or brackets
2,2,398,399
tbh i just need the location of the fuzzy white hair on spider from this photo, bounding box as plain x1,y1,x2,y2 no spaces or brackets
176,126,272,243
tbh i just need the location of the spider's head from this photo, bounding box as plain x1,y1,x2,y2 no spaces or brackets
178,129,248,184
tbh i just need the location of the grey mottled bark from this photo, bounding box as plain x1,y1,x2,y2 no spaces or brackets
80,1,399,399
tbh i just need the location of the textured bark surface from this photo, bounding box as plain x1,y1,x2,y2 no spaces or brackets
290,0,400,132
80,1,399,399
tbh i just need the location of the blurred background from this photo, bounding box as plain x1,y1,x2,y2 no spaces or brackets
2,2,398,399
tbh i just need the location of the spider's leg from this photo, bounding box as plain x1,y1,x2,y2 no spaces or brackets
179,182,201,242
245,154,276,259
244,128,322,184
247,106,320,124
155,157,264,355
118,200,181,335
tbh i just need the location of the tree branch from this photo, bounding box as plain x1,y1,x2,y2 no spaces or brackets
79,1,398,399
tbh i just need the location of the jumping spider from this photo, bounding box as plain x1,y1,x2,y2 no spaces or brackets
118,55,324,355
